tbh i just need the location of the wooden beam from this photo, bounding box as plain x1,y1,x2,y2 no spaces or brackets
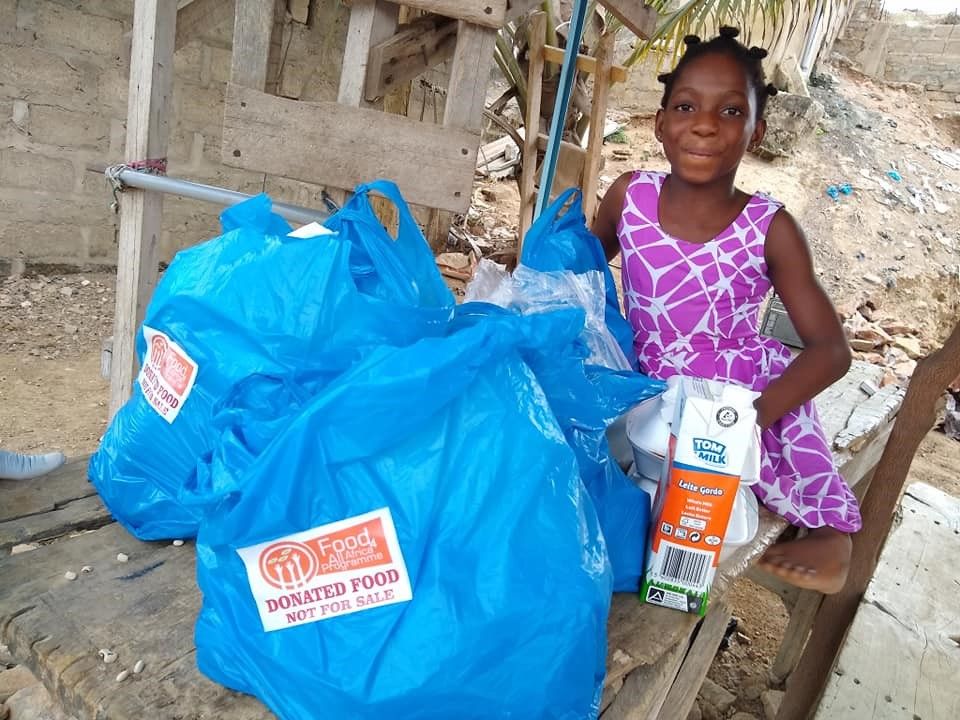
582,30,615,224
597,0,659,40
777,321,960,720
364,14,458,102
230,0,284,92
175,0,235,51
339,0,400,107
109,0,177,418
222,83,478,212
655,600,733,720
542,44,629,84
388,0,507,29
519,11,546,244
443,21,497,132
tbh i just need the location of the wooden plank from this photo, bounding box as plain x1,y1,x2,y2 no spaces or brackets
814,360,886,444
518,11,546,244
582,31,615,224
0,524,272,720
542,45,629,84
175,0,236,51
0,458,113,553
834,384,905,452
601,636,688,720
222,83,478,212
364,14,458,101
389,0,507,29
443,21,497,132
779,321,960,720
813,485,960,720
770,590,823,683
230,0,284,91
339,0,400,107
109,0,177,418
597,0,659,40
656,600,733,720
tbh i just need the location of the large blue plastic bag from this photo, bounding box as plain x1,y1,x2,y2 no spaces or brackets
90,182,453,540
453,303,663,592
520,188,636,368
190,314,613,720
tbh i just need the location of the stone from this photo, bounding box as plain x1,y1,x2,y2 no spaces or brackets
741,672,768,701
881,322,918,336
699,677,736,713
435,252,471,270
849,337,877,352
0,667,35,704
854,325,893,345
863,273,884,286
773,56,809,97
4,682,76,720
894,360,918,378
761,689,785,720
687,700,702,720
892,335,923,359
754,93,824,158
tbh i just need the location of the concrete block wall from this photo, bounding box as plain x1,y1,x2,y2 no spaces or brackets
0,0,350,270
835,3,960,112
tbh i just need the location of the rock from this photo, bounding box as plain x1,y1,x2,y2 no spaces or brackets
741,672,768,701
4,682,77,720
857,351,886,365
479,188,499,203
849,338,877,352
0,667,35,703
894,360,917,379
754,93,824,158
435,252,471,270
863,273,884,286
881,322,917,336
761,689,785,720
881,369,900,387
686,700,702,720
854,326,893,346
892,335,923,359
58,287,73,298
773,56,809,97
700,701,721,720
699,678,736,713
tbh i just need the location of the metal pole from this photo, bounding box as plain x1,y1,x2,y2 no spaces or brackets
533,0,589,220
90,165,332,225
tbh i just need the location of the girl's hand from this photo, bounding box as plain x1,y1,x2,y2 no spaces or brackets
758,209,851,428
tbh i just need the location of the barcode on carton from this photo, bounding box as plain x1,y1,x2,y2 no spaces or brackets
656,542,713,591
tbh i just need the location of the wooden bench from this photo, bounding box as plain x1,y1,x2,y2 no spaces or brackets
814,482,960,719
0,362,903,719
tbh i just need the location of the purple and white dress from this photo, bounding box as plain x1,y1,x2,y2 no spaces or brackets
617,171,861,533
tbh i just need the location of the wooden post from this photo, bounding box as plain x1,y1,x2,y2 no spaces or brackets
231,0,285,92
519,11,547,246
108,0,177,418
596,0,659,39
582,30,615,225
777,321,960,720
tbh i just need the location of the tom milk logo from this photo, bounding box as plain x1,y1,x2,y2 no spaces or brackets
693,437,727,466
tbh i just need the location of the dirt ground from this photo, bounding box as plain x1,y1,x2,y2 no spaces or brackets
1,60,959,719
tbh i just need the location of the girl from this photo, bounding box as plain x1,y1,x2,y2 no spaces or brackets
593,28,859,594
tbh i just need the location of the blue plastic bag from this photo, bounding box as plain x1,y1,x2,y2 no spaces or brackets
90,183,453,540
520,188,636,368
453,303,663,592
190,314,613,720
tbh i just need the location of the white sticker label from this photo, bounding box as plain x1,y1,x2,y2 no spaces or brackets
238,508,413,632
137,327,198,424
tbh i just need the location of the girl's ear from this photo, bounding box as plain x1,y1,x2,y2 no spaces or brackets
750,117,767,150
654,108,665,143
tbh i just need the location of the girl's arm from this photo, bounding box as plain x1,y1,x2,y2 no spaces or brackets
759,209,851,430
592,172,632,262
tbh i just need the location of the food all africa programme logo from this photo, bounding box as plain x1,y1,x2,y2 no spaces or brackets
259,541,318,591
149,333,194,395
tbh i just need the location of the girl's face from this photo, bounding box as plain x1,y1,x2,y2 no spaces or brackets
655,52,767,186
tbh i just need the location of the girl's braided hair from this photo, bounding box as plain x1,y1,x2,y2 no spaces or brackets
657,27,779,119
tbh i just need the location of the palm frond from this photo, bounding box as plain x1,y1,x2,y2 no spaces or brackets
622,0,821,70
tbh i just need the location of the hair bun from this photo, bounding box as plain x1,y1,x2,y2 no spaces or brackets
657,72,672,84
766,83,779,97
683,34,701,46
718,26,740,39
748,46,769,59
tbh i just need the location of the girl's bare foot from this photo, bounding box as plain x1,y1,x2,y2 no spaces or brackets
756,526,852,594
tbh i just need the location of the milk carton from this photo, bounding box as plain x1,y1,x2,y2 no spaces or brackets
641,377,759,616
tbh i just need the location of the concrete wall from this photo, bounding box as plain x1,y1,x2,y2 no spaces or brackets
834,1,960,111
611,0,855,115
0,0,350,270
